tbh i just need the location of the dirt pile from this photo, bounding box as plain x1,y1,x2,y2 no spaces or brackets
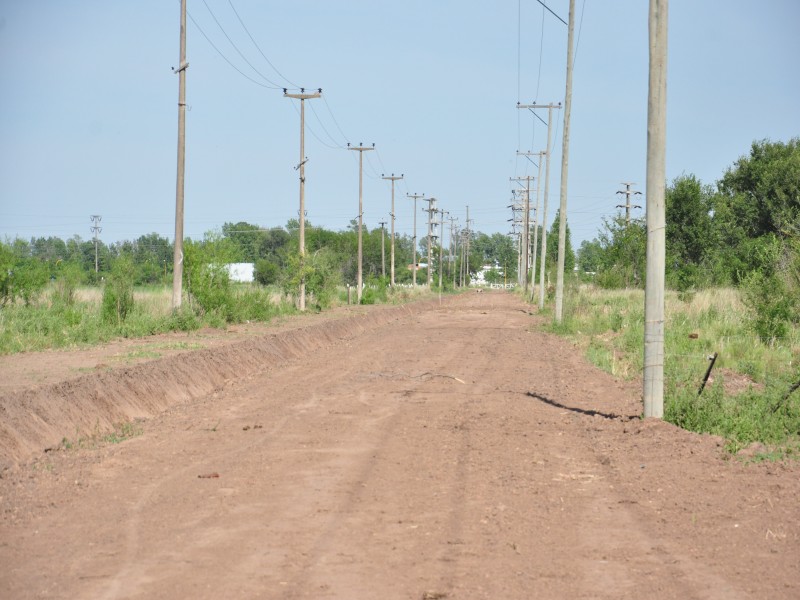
0,300,446,468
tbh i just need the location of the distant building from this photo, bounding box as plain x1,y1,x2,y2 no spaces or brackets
226,263,255,283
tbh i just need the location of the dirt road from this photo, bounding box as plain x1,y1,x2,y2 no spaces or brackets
1,292,797,599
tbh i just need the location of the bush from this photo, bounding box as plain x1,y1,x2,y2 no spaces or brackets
254,258,280,286
102,257,135,324
52,261,83,307
282,248,342,310
741,270,796,342
183,236,236,321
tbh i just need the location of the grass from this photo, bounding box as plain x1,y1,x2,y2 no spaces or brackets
0,283,293,355
59,420,144,451
542,284,800,457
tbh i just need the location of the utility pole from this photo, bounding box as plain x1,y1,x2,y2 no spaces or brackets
172,0,188,310
518,101,561,309
438,210,448,290
555,0,576,323
407,193,424,286
449,215,458,286
518,151,547,301
644,0,668,419
378,220,387,278
348,143,374,304
508,192,524,285
284,88,321,311
422,197,437,287
463,205,472,287
511,176,534,293
382,173,403,287
90,215,102,273
616,182,643,225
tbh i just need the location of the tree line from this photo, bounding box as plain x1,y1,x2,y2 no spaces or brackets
577,138,799,338
1,216,536,309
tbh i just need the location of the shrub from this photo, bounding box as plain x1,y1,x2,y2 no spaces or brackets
254,258,280,286
741,270,795,342
52,261,83,307
102,257,136,324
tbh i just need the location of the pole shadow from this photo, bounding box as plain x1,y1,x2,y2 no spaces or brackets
525,391,636,421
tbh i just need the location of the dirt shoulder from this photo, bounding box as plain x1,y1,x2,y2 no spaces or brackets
1,292,797,599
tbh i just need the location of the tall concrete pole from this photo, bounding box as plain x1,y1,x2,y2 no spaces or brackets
171,0,188,310
517,102,561,309
438,210,448,290
284,89,321,311
382,174,403,287
644,0,668,419
407,193,424,286
616,182,643,225
423,197,436,287
555,0,576,323
464,205,472,287
511,177,533,293
530,152,544,302
348,143,374,304
90,215,102,273
378,220,387,278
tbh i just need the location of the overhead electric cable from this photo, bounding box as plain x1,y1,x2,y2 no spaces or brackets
534,0,567,26
227,0,300,88
200,0,283,88
186,10,280,89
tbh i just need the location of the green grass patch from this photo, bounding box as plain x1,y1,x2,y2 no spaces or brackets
542,285,800,457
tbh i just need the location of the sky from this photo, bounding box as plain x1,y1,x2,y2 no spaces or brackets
1,1,798,251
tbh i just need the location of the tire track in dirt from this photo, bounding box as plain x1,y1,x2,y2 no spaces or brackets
1,292,797,599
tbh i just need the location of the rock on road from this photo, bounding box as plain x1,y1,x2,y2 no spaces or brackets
1,292,797,599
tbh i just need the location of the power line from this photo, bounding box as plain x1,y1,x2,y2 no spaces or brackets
200,0,283,88
534,0,567,27
226,0,299,88
186,9,280,89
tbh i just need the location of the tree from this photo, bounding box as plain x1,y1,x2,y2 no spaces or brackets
546,210,575,275
665,174,714,289
222,221,265,262
594,215,647,289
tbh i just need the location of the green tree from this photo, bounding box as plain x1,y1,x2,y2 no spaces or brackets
545,210,575,275
665,174,714,289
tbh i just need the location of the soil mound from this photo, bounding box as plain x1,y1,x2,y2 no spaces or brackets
0,300,444,468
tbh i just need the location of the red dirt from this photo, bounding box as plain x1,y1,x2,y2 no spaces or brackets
1,292,797,599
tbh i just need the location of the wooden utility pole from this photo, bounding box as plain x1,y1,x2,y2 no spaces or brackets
284,88,321,311
90,215,102,273
644,0,668,419
518,101,561,309
407,193,424,286
378,220,387,278
171,0,188,310
382,173,403,286
348,143,374,304
616,182,643,225
555,0,576,323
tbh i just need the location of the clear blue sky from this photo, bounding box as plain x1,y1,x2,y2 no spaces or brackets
1,1,798,249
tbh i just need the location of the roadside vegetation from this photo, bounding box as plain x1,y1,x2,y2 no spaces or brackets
545,286,799,457
1,213,491,354
541,138,800,457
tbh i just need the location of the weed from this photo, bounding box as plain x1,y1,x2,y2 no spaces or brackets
543,284,800,454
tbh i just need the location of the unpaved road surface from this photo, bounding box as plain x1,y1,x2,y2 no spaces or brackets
1,292,797,599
